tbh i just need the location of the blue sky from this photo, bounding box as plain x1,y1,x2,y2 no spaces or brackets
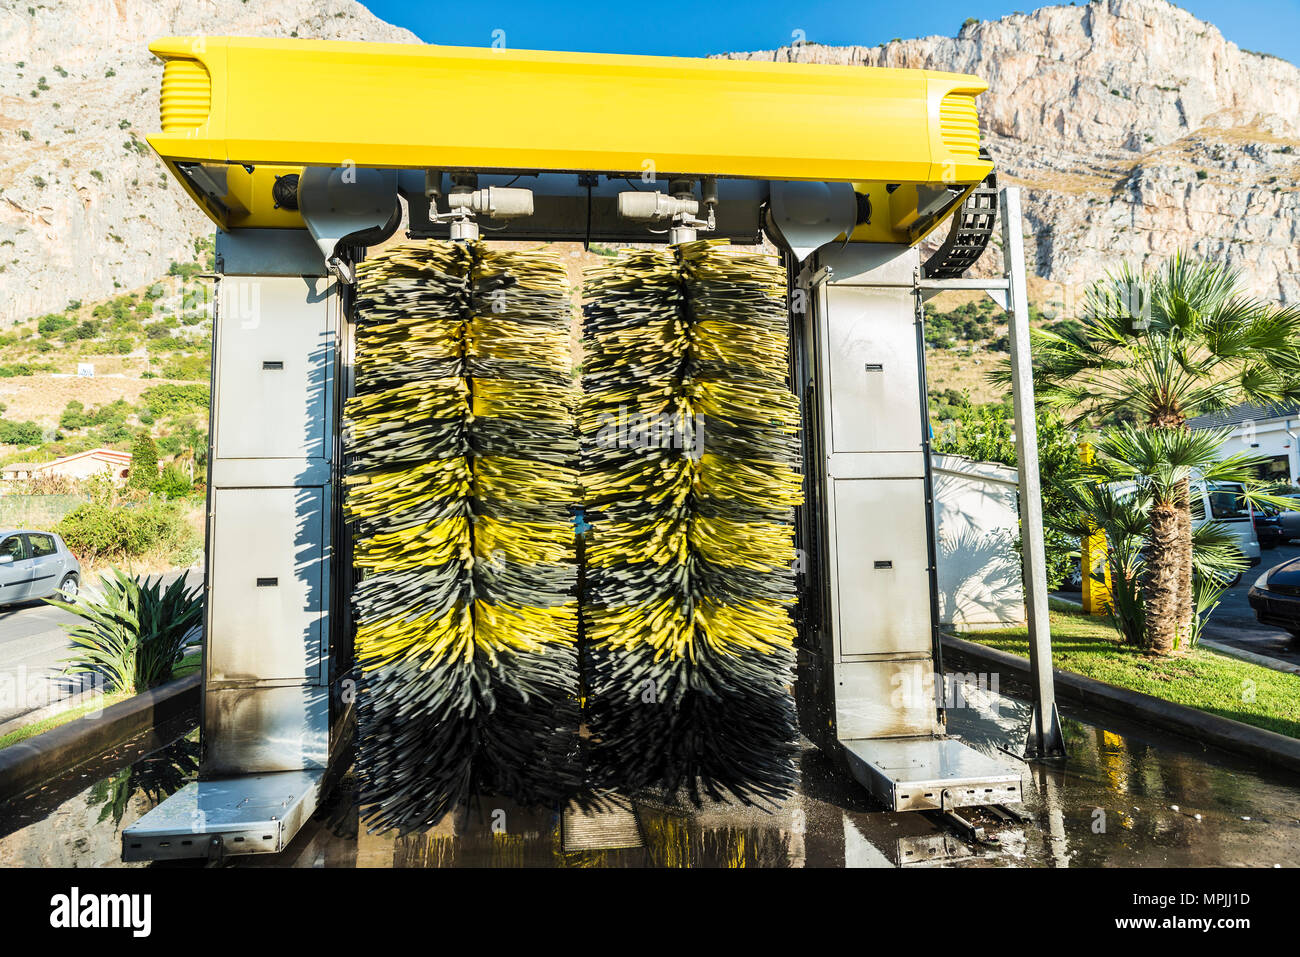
364,0,1299,65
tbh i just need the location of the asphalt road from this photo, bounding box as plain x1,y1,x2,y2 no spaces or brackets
1201,541,1300,668
0,567,203,726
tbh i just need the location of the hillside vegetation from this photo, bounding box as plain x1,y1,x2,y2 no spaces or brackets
0,237,214,472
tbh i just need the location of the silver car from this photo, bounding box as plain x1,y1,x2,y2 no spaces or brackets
0,529,81,605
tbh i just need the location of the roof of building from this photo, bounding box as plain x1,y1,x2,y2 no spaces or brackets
1187,403,1300,430
0,447,132,475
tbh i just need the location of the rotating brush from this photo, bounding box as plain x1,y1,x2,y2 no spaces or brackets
580,240,803,806
345,240,582,833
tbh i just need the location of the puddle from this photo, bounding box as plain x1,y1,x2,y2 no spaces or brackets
2,685,1298,868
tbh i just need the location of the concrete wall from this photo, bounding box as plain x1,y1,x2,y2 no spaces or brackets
931,454,1025,631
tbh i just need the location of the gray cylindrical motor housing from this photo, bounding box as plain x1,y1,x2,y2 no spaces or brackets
448,186,535,219
617,191,699,223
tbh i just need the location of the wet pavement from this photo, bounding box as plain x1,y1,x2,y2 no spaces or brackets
2,676,1298,868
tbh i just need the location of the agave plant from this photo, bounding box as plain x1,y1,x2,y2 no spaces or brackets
53,569,202,696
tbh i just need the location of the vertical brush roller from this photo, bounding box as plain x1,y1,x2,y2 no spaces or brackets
580,240,802,805
345,240,581,833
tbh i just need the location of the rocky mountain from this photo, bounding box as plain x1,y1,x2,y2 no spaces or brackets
723,0,1300,304
0,0,417,326
1,0,1297,326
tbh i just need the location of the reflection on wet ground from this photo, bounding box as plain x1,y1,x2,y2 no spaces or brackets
2,682,1298,867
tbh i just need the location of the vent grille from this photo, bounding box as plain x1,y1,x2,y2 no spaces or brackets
160,58,211,132
938,91,981,158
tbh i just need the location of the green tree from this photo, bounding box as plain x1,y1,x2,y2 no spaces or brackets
1055,426,1276,652
127,432,158,491
1016,254,1300,653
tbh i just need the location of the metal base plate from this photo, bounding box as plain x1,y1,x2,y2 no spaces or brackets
122,769,323,862
561,794,643,853
842,736,1022,812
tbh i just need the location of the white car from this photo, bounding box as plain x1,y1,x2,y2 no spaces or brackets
0,530,82,605
1198,481,1261,583
1103,479,1262,586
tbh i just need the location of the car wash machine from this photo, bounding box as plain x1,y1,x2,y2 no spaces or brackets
123,37,1064,861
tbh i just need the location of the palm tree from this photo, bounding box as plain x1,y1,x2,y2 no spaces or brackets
1024,254,1300,649
1070,426,1260,652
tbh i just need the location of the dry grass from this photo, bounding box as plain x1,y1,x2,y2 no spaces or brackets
926,347,1005,404
0,373,158,427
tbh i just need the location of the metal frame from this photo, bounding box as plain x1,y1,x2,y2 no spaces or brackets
123,172,1061,861
919,186,1065,759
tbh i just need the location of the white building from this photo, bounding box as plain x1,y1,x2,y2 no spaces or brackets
0,448,132,485
1187,403,1299,485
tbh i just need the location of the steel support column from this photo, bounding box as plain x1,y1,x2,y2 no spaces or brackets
1000,186,1067,759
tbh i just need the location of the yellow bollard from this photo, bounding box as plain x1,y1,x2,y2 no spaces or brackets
1079,441,1112,615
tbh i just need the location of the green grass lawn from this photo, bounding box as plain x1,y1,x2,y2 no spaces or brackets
0,691,130,751
957,607,1300,739
0,650,201,752
173,649,201,679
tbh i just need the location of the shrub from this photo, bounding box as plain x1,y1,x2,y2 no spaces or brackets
55,499,198,565
155,464,193,498
60,400,87,429
37,313,75,336
0,363,54,377
160,354,210,381
54,569,202,695
127,433,158,490
934,401,1081,589
141,383,209,418
0,419,42,445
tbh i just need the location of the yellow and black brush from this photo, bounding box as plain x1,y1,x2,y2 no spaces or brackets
345,240,581,833
580,241,802,806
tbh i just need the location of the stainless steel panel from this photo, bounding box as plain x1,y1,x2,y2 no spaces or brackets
827,451,925,480
818,243,919,287
217,228,330,277
203,685,330,775
825,283,922,454
214,275,334,462
833,659,939,740
832,478,932,658
842,737,1023,811
208,458,332,488
208,486,328,683
122,769,323,861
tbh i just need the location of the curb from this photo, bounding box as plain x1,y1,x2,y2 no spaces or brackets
0,684,107,740
0,672,200,805
1200,638,1300,675
941,633,1300,777
1052,594,1300,675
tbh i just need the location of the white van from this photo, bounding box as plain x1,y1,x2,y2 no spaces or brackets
1198,480,1262,576
1065,479,1262,590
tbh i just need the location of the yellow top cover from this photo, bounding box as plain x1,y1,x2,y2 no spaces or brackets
147,37,992,232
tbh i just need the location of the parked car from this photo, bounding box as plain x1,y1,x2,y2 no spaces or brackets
1200,481,1261,585
1092,479,1262,587
1253,509,1285,550
0,530,81,606
1249,557,1300,640
1273,508,1300,544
